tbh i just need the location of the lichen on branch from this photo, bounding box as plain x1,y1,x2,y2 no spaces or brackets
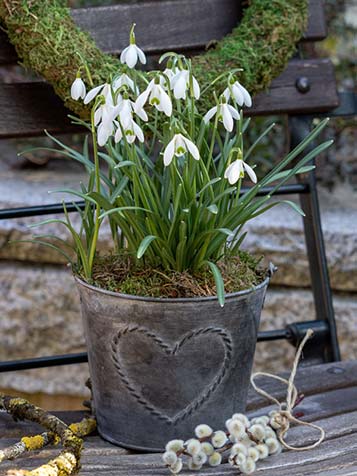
0,0,307,117
0,393,87,476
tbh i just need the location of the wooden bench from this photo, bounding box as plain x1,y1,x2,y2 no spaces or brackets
1,360,357,475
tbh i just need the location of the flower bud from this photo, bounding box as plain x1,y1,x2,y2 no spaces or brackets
265,437,282,455
187,457,202,470
208,452,222,467
231,443,248,456
162,451,177,465
186,438,202,456
232,413,250,428
247,447,259,462
229,452,246,467
166,439,184,452
193,451,207,466
240,457,256,474
256,443,269,459
249,424,266,441
169,458,183,474
226,418,246,438
201,442,214,456
211,430,227,448
195,424,213,439
251,416,269,426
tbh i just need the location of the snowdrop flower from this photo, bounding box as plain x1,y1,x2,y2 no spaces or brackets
203,100,240,133
224,159,257,185
84,83,112,105
135,78,172,116
117,115,144,144
195,424,213,439
163,134,199,166
224,79,252,108
170,69,200,100
97,119,114,147
113,73,138,94
120,23,146,69
70,75,86,100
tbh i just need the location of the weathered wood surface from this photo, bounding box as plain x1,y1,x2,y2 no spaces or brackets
1,360,357,475
0,58,338,139
0,0,326,66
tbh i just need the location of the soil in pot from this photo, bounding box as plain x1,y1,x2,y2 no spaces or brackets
85,249,267,298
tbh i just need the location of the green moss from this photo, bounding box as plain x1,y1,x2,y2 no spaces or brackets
88,250,266,298
0,0,308,117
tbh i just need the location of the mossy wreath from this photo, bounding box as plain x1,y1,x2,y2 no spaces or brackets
0,0,308,118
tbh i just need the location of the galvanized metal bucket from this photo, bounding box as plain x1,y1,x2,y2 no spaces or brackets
76,274,270,451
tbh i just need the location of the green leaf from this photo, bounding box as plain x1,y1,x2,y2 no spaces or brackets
114,160,136,169
99,206,153,220
264,165,315,185
207,204,218,215
137,235,157,259
206,261,225,307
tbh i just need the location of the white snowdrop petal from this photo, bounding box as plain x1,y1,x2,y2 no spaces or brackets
208,452,222,467
173,75,187,99
184,137,200,161
195,424,213,439
94,107,102,126
166,440,184,452
126,45,138,68
97,123,111,146
192,76,200,99
224,160,242,185
211,430,227,448
114,127,123,143
203,106,217,124
120,46,130,64
243,162,257,183
222,105,234,132
238,82,252,107
136,45,147,64
232,84,245,106
84,84,104,104
133,122,144,143
160,90,173,117
227,104,240,120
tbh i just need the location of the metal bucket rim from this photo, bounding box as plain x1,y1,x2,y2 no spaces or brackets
74,272,270,304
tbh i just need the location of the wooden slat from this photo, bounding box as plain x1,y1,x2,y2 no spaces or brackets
2,361,357,474
0,59,339,139
0,0,326,66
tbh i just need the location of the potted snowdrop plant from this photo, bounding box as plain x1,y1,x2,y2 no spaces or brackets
31,25,331,450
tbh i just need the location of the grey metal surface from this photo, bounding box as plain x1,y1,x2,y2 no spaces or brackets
76,276,270,451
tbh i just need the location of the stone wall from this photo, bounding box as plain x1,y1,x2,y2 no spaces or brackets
0,150,356,398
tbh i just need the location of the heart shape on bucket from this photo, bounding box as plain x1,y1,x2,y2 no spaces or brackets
111,325,233,424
